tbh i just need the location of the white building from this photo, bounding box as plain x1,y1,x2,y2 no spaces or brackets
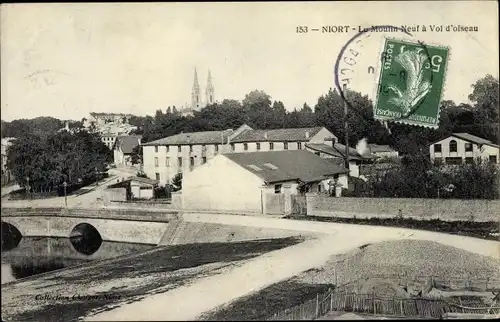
429,133,499,165
141,125,352,186
182,150,349,214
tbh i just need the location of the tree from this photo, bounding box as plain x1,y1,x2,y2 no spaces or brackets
130,145,142,165
7,130,111,192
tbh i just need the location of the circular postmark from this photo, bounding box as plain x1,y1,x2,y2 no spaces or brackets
334,25,443,128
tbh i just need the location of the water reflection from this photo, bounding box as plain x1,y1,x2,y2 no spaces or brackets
1,222,23,252
1,237,155,284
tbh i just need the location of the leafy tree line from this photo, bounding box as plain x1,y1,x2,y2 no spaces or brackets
1,117,84,139
6,129,112,192
129,75,498,156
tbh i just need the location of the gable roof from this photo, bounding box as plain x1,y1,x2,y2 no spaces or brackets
368,144,396,153
115,135,142,153
127,176,158,185
142,129,234,146
223,150,349,184
306,143,377,161
230,127,323,143
431,132,499,148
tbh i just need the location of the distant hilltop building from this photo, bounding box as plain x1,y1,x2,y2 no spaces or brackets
83,112,137,149
181,68,216,116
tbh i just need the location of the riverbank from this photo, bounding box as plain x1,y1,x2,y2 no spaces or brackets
1,237,303,322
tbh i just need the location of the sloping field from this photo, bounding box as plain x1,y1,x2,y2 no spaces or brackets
298,239,500,293
201,239,500,321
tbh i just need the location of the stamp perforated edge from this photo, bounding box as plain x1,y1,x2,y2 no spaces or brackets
372,36,452,129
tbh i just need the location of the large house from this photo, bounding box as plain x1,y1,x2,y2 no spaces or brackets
141,124,367,185
113,135,142,168
182,150,349,214
429,133,499,165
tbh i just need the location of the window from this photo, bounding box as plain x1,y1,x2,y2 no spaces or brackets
445,157,462,165
434,144,442,153
490,155,498,164
166,146,170,153
202,157,207,164
178,145,182,152
155,173,160,181
465,143,473,152
215,144,219,152
231,143,235,151
298,142,302,149
178,157,182,167
274,184,282,194
315,152,320,156
189,145,193,153
256,142,261,150
155,146,159,153
318,184,322,193
154,157,159,167
465,157,474,164
284,142,288,150
269,142,274,150
166,157,170,166
433,157,443,165
244,143,248,151
190,157,194,166
449,140,457,153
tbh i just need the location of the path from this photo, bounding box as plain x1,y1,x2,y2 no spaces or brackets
84,216,500,321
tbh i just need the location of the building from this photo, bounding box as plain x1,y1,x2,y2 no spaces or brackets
368,144,399,158
141,125,341,186
182,150,349,214
83,113,137,149
429,133,499,165
85,112,134,127
180,68,215,116
305,139,377,179
113,135,142,167
1,137,15,185
104,176,158,202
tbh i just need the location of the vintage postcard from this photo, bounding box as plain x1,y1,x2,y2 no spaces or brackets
1,1,499,321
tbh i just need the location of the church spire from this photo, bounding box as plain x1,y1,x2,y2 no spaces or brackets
191,68,201,110
205,69,215,106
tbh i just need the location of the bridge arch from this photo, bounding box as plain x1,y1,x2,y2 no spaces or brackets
1,221,23,251
70,223,103,255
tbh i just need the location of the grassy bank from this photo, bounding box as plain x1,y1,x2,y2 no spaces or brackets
2,236,304,322
285,215,499,240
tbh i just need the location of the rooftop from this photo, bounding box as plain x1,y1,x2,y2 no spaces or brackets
306,143,377,161
90,112,134,117
230,127,323,143
142,129,234,146
451,133,499,147
224,150,349,184
368,144,396,153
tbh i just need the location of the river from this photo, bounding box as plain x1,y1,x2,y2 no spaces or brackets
1,236,156,284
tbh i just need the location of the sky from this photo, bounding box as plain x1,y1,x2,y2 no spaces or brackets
1,1,498,121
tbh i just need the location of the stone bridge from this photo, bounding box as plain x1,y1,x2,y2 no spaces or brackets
1,207,178,245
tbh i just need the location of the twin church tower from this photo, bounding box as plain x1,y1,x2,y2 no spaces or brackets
191,68,215,110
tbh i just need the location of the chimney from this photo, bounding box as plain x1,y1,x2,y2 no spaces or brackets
264,132,268,140
305,131,310,139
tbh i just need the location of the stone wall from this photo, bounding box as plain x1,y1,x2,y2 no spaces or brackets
305,194,500,222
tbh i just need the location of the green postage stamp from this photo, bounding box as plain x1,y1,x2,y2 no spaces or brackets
374,38,449,128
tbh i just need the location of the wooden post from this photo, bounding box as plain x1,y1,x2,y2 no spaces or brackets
373,292,376,314
400,299,404,316
329,288,333,312
316,293,319,318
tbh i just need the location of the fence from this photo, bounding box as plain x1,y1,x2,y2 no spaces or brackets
268,289,500,320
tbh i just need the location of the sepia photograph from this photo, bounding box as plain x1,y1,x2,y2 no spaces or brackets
1,1,499,321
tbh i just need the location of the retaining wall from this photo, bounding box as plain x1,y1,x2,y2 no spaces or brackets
306,194,500,222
